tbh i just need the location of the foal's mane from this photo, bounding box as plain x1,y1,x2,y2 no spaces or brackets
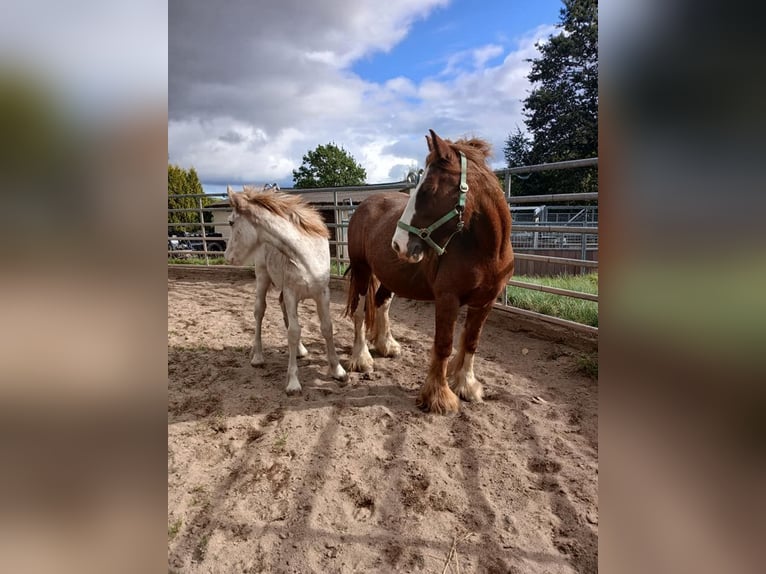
242,186,329,239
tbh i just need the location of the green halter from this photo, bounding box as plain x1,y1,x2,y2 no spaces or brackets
396,151,469,256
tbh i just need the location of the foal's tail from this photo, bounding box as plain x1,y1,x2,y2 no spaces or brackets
344,264,379,332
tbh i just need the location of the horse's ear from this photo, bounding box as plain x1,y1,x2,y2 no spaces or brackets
425,134,433,152
428,129,453,162
227,185,245,211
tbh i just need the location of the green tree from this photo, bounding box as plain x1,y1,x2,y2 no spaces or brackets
507,0,598,195
168,165,212,235
292,143,366,188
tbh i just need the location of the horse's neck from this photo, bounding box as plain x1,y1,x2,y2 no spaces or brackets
468,194,512,260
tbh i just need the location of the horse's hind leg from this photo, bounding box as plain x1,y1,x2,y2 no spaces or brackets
370,285,401,358
448,302,493,402
315,285,348,382
280,292,308,358
250,274,270,366
346,264,374,373
282,289,302,394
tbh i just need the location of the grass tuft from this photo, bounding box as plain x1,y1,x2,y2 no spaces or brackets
506,273,598,327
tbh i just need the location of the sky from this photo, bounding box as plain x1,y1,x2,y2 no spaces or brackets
169,0,564,194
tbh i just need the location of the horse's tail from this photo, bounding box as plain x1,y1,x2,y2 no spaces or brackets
365,275,380,337
344,264,361,318
344,264,379,332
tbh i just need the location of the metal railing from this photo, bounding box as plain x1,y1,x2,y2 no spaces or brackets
168,158,598,334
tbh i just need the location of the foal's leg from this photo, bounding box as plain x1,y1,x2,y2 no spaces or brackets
349,293,374,373
417,294,460,414
281,289,302,394
370,285,401,357
315,286,348,381
280,292,308,358
448,303,493,402
250,274,270,367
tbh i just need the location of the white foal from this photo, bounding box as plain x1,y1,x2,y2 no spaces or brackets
225,185,347,393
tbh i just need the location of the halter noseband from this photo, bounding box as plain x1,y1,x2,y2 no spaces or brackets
396,151,469,256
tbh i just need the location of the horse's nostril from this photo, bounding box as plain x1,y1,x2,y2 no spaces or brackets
392,241,401,253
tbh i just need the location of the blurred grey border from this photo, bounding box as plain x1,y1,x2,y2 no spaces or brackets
0,2,167,573
601,1,765,573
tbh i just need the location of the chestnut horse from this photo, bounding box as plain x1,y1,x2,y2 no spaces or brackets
344,130,514,413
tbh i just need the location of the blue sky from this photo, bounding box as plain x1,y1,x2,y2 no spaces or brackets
169,0,564,195
353,1,562,82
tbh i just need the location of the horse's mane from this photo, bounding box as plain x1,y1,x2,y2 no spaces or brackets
426,137,493,170
242,186,329,239
451,137,494,165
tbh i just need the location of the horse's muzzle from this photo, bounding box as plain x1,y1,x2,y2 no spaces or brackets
392,237,424,263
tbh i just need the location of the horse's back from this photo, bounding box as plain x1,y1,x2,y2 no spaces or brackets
259,241,330,300
348,192,407,261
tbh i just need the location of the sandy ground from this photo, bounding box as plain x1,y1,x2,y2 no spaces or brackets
168,268,598,573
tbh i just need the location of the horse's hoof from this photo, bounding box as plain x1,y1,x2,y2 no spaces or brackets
417,386,460,414
348,353,374,373
376,339,401,358
451,375,484,403
349,361,373,374
250,356,265,367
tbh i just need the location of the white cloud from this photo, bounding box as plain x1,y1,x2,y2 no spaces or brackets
170,2,555,186
473,44,504,68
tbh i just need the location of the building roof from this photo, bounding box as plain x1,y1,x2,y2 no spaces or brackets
207,182,413,208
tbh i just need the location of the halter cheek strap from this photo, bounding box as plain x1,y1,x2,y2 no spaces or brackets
396,151,469,256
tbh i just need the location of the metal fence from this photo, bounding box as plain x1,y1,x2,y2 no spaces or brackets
168,158,598,334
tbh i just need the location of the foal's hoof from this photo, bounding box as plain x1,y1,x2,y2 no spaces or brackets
329,364,349,382
285,379,302,395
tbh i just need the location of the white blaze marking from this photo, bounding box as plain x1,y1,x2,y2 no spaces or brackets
392,164,429,254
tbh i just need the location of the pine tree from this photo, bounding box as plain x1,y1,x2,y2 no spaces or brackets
505,0,598,195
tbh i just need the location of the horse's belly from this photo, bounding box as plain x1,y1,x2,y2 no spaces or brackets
373,264,434,301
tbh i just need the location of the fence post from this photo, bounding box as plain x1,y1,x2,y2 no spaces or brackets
199,197,209,266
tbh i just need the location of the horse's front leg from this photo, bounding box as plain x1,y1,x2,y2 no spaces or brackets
448,303,493,402
315,286,348,382
417,294,460,414
282,290,302,394
250,274,270,367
